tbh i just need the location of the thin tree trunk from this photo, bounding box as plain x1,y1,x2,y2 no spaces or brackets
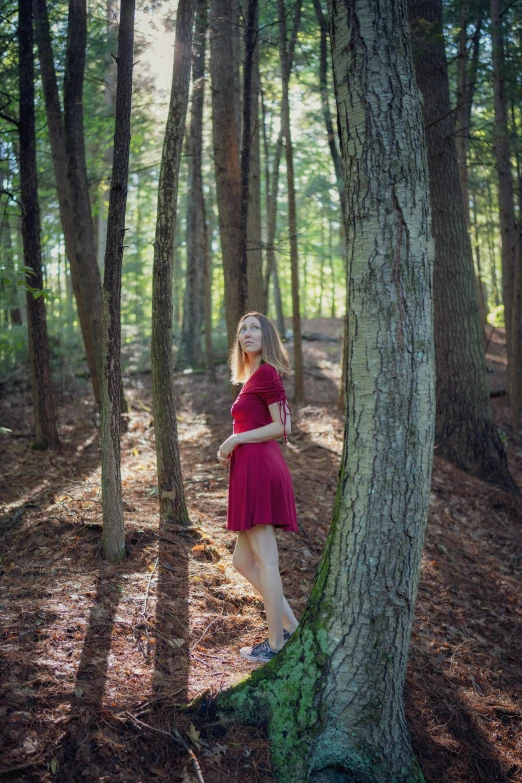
215,1,435,778
279,0,304,403
509,86,522,431
209,0,243,348
455,3,486,345
311,0,345,219
203,191,216,380
487,177,500,305
151,0,195,525
409,0,517,492
261,1,301,324
246,20,264,312
311,0,349,409
64,0,104,407
180,0,207,368
490,0,517,390
238,0,259,311
95,0,119,274
19,0,59,449
511,227,522,430
33,0,100,404
262,123,286,333
101,0,135,562
455,2,482,231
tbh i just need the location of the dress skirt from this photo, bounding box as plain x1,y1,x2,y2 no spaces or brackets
227,441,298,532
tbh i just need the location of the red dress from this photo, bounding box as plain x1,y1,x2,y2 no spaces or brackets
227,362,298,532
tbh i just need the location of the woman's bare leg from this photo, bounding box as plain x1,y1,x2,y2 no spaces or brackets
232,531,298,635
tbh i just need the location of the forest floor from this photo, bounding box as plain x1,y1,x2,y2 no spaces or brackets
1,318,521,783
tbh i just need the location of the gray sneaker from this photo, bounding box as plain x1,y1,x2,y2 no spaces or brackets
283,629,293,641
240,638,279,663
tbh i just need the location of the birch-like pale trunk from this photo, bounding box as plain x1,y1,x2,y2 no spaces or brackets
215,0,435,779
151,0,195,524
100,0,135,562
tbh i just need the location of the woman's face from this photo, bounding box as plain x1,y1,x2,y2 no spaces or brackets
238,316,263,359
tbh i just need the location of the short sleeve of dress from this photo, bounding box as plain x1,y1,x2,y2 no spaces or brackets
255,364,292,443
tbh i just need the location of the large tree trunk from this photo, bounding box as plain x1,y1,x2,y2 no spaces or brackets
19,0,59,449
100,0,135,562
490,0,517,395
279,0,304,403
179,0,207,368
151,0,194,525
409,0,518,493
209,0,243,349
215,1,434,780
63,0,104,407
33,0,100,404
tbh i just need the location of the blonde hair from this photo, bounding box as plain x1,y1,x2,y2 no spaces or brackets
229,312,290,384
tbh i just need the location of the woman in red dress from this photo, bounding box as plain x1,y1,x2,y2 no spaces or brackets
217,313,299,664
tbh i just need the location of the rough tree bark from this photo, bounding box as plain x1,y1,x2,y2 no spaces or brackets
33,0,100,404
101,0,135,562
64,0,104,406
19,0,59,449
212,1,435,780
209,0,243,348
151,0,195,524
408,0,518,493
179,0,208,368
279,0,304,403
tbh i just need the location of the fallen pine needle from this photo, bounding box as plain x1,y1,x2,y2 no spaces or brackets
124,711,205,783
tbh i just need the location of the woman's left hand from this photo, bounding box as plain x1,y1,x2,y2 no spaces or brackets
218,435,237,459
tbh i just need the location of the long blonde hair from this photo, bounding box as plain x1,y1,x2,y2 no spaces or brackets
229,312,290,384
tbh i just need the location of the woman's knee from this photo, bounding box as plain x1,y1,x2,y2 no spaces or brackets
247,525,279,570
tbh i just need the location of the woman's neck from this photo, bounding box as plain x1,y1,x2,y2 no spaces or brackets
247,356,263,375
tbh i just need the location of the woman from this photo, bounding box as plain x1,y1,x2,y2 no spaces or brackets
217,312,299,664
